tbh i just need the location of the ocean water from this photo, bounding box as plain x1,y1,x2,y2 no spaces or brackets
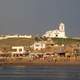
0,65,80,80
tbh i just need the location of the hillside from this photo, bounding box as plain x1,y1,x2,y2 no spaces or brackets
0,38,34,51
0,37,80,52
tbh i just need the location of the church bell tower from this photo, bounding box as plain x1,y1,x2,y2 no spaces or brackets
59,22,65,32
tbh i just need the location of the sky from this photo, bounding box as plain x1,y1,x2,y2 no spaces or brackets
0,0,80,37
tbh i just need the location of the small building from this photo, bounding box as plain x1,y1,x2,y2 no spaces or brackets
11,46,26,57
31,41,46,51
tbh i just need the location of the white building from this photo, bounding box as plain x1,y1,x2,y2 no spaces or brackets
32,41,46,50
42,22,66,38
11,46,25,54
0,34,32,40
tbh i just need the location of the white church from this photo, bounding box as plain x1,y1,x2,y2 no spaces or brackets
42,22,67,38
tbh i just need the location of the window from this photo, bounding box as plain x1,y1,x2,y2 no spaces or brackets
19,49,22,52
56,34,58,37
35,44,40,47
12,49,17,52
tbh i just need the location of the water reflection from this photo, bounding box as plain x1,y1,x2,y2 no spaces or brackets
0,66,79,80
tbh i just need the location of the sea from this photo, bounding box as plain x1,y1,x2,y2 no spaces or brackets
0,65,80,80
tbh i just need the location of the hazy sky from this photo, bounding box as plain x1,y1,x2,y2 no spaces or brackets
0,0,80,37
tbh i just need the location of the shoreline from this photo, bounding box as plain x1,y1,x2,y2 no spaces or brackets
0,56,80,67
0,61,80,67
